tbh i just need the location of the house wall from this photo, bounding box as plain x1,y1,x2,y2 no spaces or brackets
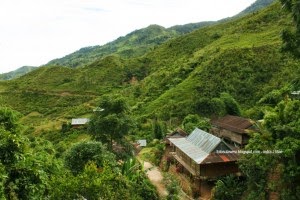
175,148,200,175
211,127,243,145
200,162,238,178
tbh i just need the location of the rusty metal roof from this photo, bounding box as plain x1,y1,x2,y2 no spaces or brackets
202,152,239,164
169,128,222,164
211,115,253,134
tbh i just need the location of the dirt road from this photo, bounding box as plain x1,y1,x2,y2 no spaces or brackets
143,161,168,198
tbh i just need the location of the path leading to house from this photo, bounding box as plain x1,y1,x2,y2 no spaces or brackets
142,161,168,198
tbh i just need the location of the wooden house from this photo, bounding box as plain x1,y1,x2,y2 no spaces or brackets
169,128,239,179
71,118,90,128
210,115,255,147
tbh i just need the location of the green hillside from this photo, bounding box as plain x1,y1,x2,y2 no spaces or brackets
131,2,298,116
45,1,274,70
238,0,275,16
0,1,300,199
46,23,213,69
0,66,37,80
1,2,298,122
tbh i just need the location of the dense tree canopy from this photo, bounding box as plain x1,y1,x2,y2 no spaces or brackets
182,114,211,133
239,99,300,199
0,107,55,199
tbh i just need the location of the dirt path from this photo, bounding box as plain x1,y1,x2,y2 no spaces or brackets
143,161,168,198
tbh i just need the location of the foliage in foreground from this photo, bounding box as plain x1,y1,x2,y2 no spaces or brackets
239,98,300,200
0,107,159,199
212,175,246,200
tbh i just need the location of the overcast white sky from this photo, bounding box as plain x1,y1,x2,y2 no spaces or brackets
0,0,256,73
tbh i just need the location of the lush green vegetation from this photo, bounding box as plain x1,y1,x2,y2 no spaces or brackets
0,1,299,199
0,107,159,199
280,0,300,56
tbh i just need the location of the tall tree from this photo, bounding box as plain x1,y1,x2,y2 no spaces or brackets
88,95,133,149
152,118,164,139
220,92,241,116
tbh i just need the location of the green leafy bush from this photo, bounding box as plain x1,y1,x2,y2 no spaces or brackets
64,141,116,175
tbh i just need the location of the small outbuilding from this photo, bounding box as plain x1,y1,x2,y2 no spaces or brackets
71,118,90,128
137,139,147,147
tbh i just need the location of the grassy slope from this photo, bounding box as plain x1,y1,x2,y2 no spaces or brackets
0,2,299,128
135,2,299,117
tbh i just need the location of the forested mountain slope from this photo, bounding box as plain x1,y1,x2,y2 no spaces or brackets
45,23,214,69
46,25,175,68
238,0,275,16
131,2,298,117
0,1,300,199
1,0,274,81
0,2,298,121
45,0,274,70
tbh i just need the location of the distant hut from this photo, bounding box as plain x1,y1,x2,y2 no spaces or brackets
291,90,300,99
71,118,90,128
137,139,147,147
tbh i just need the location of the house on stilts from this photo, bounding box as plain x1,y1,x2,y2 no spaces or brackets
168,128,239,195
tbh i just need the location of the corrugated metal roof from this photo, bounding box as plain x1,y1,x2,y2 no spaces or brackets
187,128,221,153
169,128,222,164
137,139,147,147
71,118,90,125
169,138,209,164
202,152,239,164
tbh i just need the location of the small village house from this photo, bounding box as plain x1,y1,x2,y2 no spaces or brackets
210,115,255,147
169,128,239,179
